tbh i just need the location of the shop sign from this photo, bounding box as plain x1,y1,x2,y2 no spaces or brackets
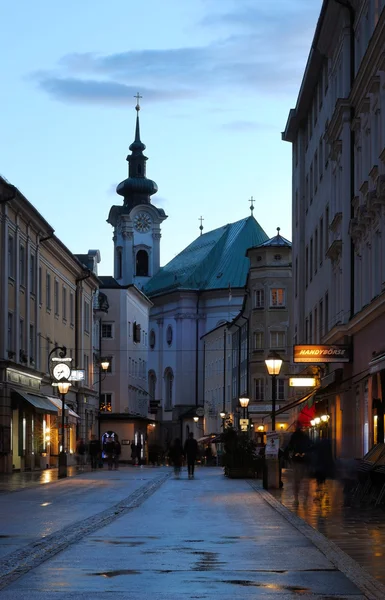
293,344,351,364
239,418,249,431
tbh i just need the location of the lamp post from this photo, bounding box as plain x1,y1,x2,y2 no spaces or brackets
220,411,226,430
58,380,71,479
97,357,110,439
264,351,283,432
239,396,250,420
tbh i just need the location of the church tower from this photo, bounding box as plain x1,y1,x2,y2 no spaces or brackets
107,96,167,287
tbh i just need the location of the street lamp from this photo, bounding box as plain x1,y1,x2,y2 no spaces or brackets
57,380,71,479
265,351,283,432
193,416,199,423
239,396,250,419
97,357,111,438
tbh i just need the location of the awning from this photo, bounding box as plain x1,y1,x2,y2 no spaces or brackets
12,390,59,415
46,396,80,419
274,390,317,418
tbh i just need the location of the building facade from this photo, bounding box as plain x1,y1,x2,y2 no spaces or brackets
0,176,100,472
283,0,385,457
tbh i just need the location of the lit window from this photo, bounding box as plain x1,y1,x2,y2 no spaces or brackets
270,288,285,307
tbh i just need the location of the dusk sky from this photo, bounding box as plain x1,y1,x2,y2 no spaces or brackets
1,0,322,274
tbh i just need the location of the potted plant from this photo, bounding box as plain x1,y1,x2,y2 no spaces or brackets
222,426,262,478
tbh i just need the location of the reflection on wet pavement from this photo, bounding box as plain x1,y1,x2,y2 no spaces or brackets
271,469,385,584
0,465,92,492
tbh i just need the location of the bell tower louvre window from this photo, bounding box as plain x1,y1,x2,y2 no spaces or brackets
136,250,149,276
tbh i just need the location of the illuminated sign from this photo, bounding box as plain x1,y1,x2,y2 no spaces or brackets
293,345,350,363
289,377,317,387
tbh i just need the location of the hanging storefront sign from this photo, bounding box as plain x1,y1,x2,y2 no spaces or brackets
293,344,351,364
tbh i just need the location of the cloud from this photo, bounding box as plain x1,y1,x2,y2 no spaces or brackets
32,1,319,106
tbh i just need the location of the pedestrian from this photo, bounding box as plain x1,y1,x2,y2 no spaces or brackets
136,440,142,466
130,441,136,465
88,435,102,470
169,438,184,478
76,438,86,470
114,438,122,470
312,437,335,500
104,435,115,471
287,423,312,506
204,444,212,466
184,432,198,479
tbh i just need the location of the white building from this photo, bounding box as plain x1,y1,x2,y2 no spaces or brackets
283,0,385,458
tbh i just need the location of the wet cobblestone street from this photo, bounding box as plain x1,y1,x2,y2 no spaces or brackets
271,469,385,585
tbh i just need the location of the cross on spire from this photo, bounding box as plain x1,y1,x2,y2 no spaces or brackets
249,196,255,214
199,216,204,236
134,92,143,111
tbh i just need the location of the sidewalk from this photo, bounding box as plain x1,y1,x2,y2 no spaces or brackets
270,469,385,585
0,465,93,492
0,467,378,599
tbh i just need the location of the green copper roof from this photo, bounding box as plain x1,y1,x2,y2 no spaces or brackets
144,216,268,297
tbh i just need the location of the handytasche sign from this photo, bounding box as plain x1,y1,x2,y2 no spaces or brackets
293,344,351,363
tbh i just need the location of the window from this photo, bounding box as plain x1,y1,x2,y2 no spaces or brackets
46,272,51,309
100,393,112,412
62,287,67,321
309,312,313,343
270,288,285,307
117,248,122,279
38,267,42,303
148,372,156,403
19,244,26,286
310,237,313,281
70,292,74,326
305,246,309,287
149,329,155,349
164,369,173,410
30,254,36,294
253,331,263,350
270,331,285,348
136,250,149,277
54,280,59,315
278,379,285,401
20,318,24,353
133,321,141,343
166,326,173,346
325,292,329,334
84,301,90,333
84,353,89,384
29,324,34,362
8,235,15,278
8,313,13,353
255,378,265,401
102,323,113,338
253,289,264,308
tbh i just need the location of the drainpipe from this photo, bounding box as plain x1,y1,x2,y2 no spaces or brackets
223,328,226,414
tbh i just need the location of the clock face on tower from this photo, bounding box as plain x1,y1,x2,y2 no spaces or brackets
133,212,152,233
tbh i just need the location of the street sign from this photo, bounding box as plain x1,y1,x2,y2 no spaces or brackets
240,418,249,431
69,369,85,382
196,407,205,417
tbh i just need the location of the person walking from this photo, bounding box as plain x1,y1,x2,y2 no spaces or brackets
76,438,86,470
169,438,184,479
104,435,115,471
184,432,198,479
130,441,136,465
113,438,122,470
136,440,142,466
287,423,312,506
88,435,102,470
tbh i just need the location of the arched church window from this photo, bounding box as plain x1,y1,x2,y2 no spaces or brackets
148,370,156,401
117,247,122,279
164,368,174,410
149,329,156,350
136,250,149,277
166,325,173,346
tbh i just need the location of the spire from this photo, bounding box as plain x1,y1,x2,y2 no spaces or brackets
116,94,158,208
199,216,204,236
249,195,255,214
277,227,281,236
